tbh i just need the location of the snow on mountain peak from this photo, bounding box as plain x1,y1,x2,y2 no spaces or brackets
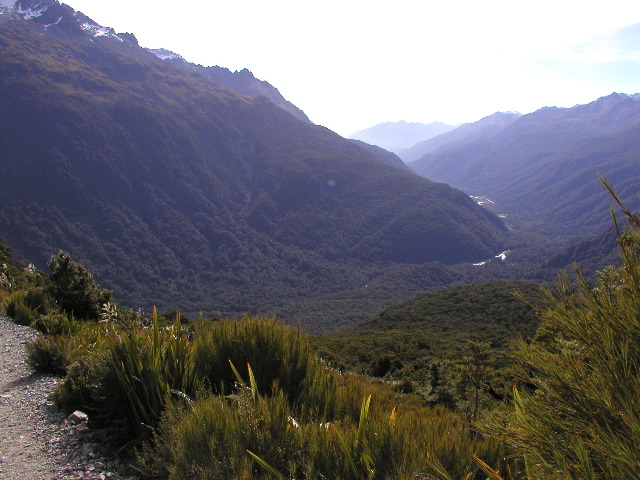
0,0,17,9
0,1,126,41
79,22,122,41
149,48,185,61
0,0,48,19
70,10,123,41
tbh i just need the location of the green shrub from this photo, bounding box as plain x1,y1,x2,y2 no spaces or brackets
194,317,336,419
26,335,73,375
24,287,54,315
140,384,511,480
47,251,111,320
54,346,116,417
480,181,640,479
110,308,196,439
34,312,79,336
6,294,36,326
143,388,299,480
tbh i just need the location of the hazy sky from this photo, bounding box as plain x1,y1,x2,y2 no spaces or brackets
67,0,640,136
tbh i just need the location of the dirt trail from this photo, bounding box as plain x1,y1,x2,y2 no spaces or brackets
0,314,137,480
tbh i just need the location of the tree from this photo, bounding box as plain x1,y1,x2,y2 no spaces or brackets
47,251,111,320
458,341,492,422
482,181,640,479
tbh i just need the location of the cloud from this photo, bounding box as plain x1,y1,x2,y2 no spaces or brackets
542,23,640,64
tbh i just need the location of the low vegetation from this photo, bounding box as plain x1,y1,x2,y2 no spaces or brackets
478,183,640,479
1,243,514,478
2,183,640,479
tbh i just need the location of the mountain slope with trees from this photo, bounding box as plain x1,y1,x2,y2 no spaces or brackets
313,281,545,377
148,48,311,124
409,94,640,237
0,4,507,330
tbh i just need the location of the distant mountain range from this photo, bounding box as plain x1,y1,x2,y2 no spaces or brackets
408,94,640,238
0,0,508,328
399,112,521,163
349,121,455,153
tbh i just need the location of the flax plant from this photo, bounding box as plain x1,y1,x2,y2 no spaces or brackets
110,306,196,438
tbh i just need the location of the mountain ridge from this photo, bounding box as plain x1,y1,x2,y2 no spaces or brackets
399,112,521,163
0,10,508,330
349,120,455,153
147,48,311,124
409,93,640,237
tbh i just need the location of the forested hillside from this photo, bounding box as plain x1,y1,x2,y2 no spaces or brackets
0,9,507,329
409,94,640,238
313,281,545,379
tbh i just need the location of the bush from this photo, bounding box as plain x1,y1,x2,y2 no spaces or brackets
139,384,512,480
481,182,640,479
6,294,36,326
140,387,299,480
194,317,336,420
24,287,54,315
26,335,73,375
54,346,116,420
47,251,111,320
34,312,79,336
109,308,196,439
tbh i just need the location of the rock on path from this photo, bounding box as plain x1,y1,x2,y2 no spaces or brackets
0,314,138,480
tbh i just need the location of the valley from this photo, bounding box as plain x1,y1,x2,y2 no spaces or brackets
0,2,513,331
0,1,639,478
0,2,629,332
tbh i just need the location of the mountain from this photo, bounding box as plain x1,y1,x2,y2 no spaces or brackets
542,227,620,274
148,48,311,124
347,139,412,171
399,112,521,163
349,121,455,154
0,1,508,331
409,94,640,238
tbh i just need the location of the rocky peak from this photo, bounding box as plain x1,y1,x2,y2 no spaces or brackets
149,48,185,62
0,0,128,41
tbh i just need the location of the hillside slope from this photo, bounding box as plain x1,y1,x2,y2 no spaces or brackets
314,281,544,375
409,94,640,237
0,5,507,329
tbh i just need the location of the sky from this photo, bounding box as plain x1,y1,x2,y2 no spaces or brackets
66,0,640,136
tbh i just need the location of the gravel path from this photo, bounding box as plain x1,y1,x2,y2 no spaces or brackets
0,314,138,480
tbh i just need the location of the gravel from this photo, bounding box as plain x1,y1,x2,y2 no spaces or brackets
0,314,139,480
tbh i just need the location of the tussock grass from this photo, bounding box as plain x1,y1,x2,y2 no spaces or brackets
21,302,513,479
110,307,196,438
136,317,514,479
194,316,336,420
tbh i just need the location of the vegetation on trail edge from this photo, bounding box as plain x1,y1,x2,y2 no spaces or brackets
1,181,639,478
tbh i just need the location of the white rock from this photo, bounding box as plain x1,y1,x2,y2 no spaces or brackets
68,410,89,425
